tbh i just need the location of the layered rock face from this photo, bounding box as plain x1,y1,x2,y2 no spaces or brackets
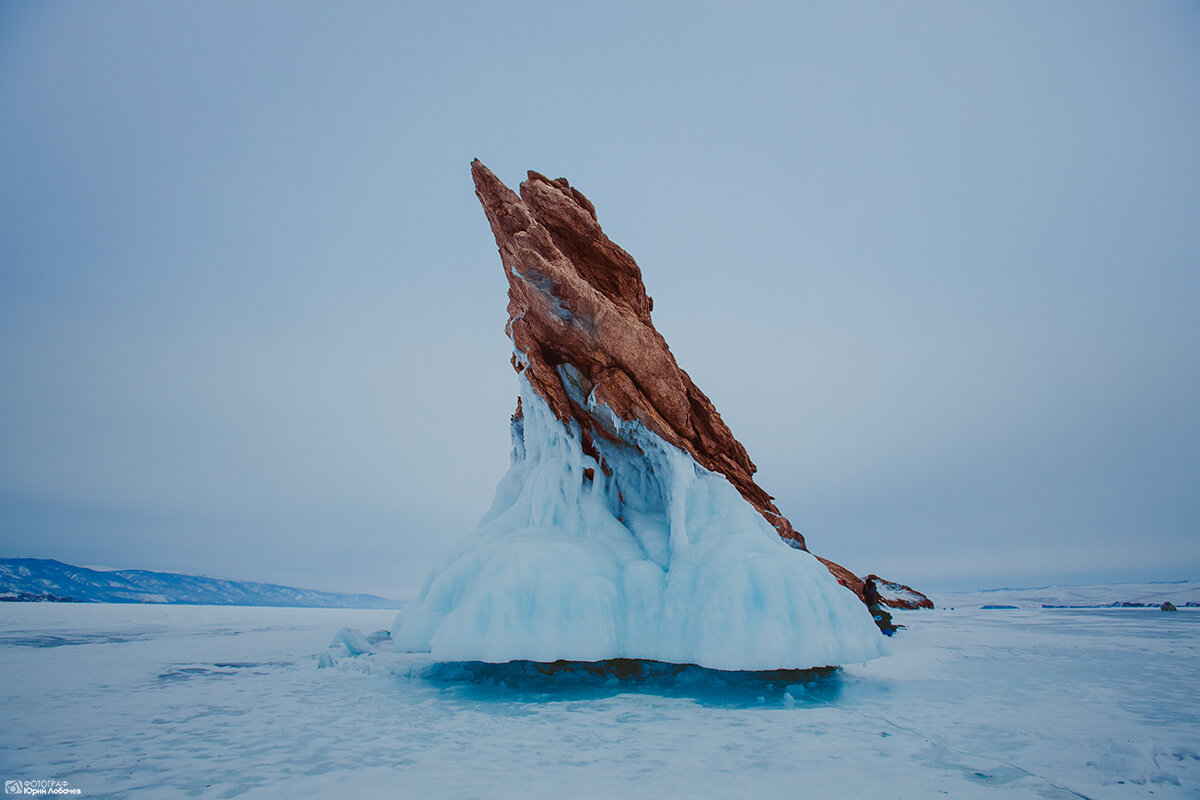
472,160,911,606
864,575,935,610
472,162,803,539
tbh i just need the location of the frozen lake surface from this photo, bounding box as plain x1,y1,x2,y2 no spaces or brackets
1,603,1197,798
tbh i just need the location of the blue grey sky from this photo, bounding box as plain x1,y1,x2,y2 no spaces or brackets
2,1,1197,598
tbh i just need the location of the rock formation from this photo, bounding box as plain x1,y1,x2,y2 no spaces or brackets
471,160,920,607
863,574,935,610
389,162,901,670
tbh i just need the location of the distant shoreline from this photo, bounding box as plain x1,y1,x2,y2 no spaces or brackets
0,557,401,610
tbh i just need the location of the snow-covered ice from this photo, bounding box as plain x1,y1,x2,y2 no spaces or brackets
394,377,886,670
937,580,1200,609
2,602,1197,798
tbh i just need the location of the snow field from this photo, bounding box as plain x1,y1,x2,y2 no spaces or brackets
2,603,1197,798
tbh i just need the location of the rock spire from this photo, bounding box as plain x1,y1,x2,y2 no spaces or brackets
471,160,920,607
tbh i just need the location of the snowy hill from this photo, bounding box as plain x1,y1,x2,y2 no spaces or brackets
0,558,399,608
935,580,1200,609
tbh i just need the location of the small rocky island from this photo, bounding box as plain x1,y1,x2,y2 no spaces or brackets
393,164,929,670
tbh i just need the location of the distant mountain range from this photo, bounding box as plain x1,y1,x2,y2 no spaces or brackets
0,558,399,609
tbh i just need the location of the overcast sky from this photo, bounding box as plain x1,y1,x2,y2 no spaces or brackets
2,1,1197,599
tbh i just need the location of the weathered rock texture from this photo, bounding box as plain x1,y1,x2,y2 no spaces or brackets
864,574,935,610
471,160,920,606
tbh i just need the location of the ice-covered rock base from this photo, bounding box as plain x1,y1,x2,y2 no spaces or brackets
394,379,887,670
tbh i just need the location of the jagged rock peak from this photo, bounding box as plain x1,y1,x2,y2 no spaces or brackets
470,159,806,550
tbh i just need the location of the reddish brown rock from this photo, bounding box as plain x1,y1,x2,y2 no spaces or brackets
863,574,935,610
471,160,921,607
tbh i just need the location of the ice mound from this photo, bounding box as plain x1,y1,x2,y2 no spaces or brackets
394,378,888,671
332,627,372,655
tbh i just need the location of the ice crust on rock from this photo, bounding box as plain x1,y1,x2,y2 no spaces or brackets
394,378,888,671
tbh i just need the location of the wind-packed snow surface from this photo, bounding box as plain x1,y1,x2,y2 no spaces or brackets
394,377,887,670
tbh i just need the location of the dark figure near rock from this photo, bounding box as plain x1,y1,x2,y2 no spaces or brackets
863,578,880,607
863,578,897,636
